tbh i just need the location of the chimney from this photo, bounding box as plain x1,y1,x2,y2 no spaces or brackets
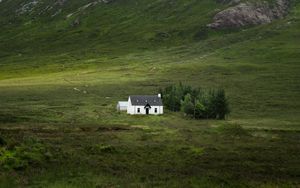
158,93,161,98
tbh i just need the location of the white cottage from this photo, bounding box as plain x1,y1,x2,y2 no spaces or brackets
117,94,163,115
127,94,163,115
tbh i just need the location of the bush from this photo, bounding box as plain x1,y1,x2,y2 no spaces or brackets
0,136,6,146
85,144,116,154
0,148,27,170
0,137,48,170
218,124,250,138
161,83,230,119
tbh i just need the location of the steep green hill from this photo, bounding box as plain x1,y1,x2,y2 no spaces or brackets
0,1,298,68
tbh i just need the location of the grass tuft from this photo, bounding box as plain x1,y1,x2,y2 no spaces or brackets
218,124,251,138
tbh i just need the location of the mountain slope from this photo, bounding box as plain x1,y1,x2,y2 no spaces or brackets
0,0,298,71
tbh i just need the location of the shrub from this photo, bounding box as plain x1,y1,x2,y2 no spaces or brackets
0,136,6,146
0,148,27,170
85,144,116,154
218,124,250,138
0,137,48,170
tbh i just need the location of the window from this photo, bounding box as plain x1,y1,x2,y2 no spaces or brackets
137,108,140,113
155,108,157,113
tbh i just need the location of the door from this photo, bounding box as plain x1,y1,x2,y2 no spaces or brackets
144,103,151,115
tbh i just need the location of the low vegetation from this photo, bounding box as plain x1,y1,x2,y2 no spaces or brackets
218,124,251,138
0,137,49,171
0,0,299,187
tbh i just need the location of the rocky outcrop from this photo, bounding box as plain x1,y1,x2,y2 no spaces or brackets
71,18,80,27
215,0,241,5
16,0,39,15
55,0,67,6
208,0,290,29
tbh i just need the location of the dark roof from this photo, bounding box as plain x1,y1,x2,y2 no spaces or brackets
129,95,163,106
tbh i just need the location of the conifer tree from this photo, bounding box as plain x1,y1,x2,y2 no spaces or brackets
214,89,230,119
181,94,194,116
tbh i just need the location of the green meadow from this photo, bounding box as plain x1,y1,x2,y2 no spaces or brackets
0,0,300,187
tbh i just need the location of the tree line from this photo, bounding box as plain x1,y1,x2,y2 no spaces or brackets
159,83,230,119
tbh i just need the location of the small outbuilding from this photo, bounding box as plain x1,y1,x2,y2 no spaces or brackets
116,101,128,111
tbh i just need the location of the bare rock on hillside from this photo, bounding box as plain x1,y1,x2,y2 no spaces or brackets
71,18,80,27
215,0,241,5
208,0,290,29
55,0,67,6
16,0,39,15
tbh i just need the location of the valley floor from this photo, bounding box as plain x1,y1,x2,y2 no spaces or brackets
0,60,299,187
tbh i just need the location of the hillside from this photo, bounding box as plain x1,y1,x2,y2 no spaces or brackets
0,0,300,187
0,0,294,72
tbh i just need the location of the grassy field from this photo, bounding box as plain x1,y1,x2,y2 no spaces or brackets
0,0,300,187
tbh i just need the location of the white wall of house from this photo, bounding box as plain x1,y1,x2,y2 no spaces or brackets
127,97,163,115
127,97,134,114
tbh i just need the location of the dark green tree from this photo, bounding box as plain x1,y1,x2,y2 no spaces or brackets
181,94,194,115
194,100,207,119
214,89,230,119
